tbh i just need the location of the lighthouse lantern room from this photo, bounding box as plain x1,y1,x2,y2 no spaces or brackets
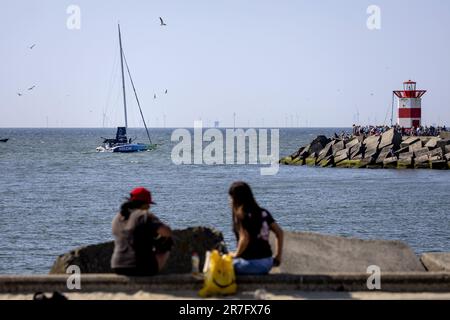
393,80,427,128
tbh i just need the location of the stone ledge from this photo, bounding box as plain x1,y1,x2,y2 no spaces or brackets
269,231,426,273
421,253,450,272
1,273,449,294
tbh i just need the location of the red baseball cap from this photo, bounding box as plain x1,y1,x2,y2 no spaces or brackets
129,187,156,204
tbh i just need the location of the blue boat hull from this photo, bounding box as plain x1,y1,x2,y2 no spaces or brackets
111,143,148,153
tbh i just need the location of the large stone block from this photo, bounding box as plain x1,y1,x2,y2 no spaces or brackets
317,141,334,162
425,137,441,149
345,137,359,150
414,157,430,169
356,158,371,168
289,146,305,159
399,152,414,160
437,139,450,153
364,135,380,145
401,137,420,148
394,146,410,157
383,156,397,164
334,150,349,164
375,153,388,164
363,135,380,149
409,141,423,153
375,145,393,164
270,232,426,274
49,227,227,274
310,136,331,155
318,156,334,167
349,143,363,159
415,155,429,164
445,153,450,161
363,137,380,159
414,147,430,158
397,159,413,169
420,137,432,145
332,140,345,155
297,145,310,159
364,147,378,159
379,128,402,150
383,157,398,169
334,148,348,158
421,253,450,272
429,148,444,159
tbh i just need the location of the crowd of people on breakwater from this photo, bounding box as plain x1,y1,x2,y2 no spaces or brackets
351,125,448,137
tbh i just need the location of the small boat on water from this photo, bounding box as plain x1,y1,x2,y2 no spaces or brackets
0,138,9,143
97,24,156,153
97,127,149,153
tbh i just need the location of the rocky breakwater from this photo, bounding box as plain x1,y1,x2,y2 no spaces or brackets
280,129,450,170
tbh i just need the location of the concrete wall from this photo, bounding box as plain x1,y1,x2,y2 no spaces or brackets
270,231,426,274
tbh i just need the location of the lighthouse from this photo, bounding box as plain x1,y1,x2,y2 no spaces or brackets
393,80,427,128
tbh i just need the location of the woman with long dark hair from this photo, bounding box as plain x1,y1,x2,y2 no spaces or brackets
228,181,284,275
111,187,173,276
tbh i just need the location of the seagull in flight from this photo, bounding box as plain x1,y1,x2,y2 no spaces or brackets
159,17,167,26
154,94,157,99
29,44,36,50
28,85,36,91
165,89,168,94
17,92,23,97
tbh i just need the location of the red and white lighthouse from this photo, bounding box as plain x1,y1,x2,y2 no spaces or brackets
393,80,427,128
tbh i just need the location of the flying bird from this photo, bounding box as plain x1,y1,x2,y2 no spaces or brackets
28,85,36,91
154,94,157,99
17,93,23,97
159,17,167,26
29,44,36,50
165,89,168,94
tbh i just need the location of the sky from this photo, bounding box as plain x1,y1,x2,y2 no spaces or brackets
1,0,450,128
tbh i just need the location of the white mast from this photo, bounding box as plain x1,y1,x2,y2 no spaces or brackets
118,24,128,128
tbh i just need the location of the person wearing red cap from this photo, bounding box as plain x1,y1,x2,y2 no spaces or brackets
111,187,173,276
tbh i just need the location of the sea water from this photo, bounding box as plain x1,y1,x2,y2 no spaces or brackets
0,128,449,274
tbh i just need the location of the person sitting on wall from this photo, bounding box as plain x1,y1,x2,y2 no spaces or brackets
111,187,173,276
228,181,284,275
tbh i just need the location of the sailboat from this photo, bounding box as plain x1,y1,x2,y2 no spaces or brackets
97,24,156,153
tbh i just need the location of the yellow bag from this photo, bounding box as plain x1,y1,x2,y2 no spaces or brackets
198,250,237,297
